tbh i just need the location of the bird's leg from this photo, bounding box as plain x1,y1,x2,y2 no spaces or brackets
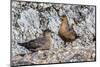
64,42,66,45
64,41,67,47
29,49,37,52
70,42,73,47
15,53,26,57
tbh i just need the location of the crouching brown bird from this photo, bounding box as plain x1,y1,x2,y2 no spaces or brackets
58,15,79,46
18,29,52,52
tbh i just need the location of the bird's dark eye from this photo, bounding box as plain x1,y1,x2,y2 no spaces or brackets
61,18,64,21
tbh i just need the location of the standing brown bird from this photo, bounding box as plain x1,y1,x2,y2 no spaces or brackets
18,29,52,52
58,15,79,45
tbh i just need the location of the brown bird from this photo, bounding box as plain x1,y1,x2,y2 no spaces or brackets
58,15,79,45
18,29,52,52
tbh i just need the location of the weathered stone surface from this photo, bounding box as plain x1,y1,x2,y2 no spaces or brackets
11,1,96,66
11,48,95,66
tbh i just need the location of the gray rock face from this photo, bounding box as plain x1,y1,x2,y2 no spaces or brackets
11,1,96,66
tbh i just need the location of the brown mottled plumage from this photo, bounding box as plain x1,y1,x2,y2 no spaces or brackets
18,29,52,52
58,15,79,45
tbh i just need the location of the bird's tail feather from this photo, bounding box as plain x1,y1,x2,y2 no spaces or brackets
18,42,28,46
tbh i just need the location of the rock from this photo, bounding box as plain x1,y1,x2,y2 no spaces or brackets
11,48,95,66
11,1,96,66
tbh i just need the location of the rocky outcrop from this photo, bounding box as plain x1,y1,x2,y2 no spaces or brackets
11,1,96,66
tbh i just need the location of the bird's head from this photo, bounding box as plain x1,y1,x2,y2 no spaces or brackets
60,15,68,22
42,29,53,37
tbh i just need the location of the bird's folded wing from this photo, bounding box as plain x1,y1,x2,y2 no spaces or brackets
29,37,48,47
